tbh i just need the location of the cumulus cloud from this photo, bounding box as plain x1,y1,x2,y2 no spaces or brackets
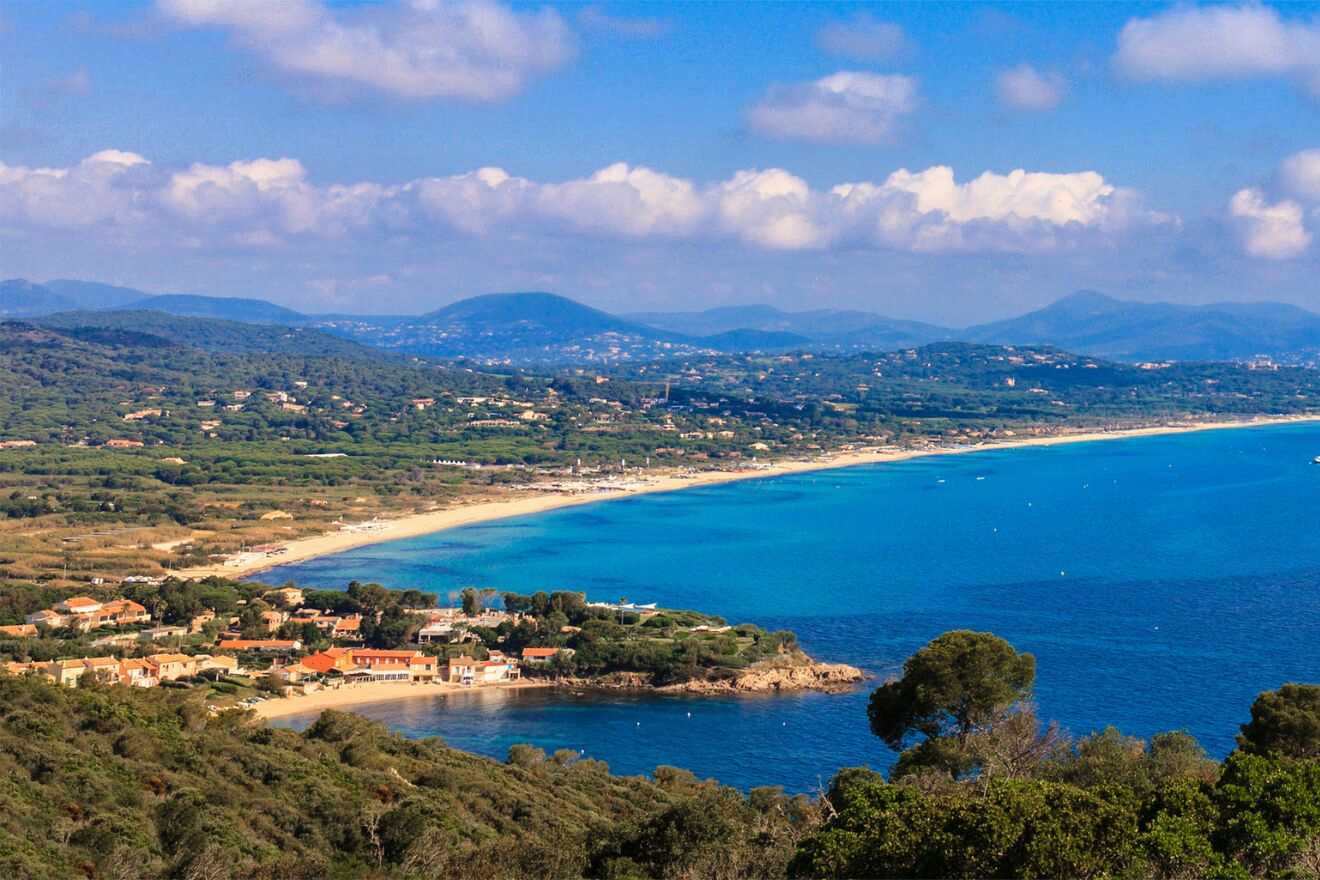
1114,4,1320,95
1229,188,1311,259
1226,149,1320,259
816,13,909,61
0,150,156,229
996,64,1066,110
155,0,574,102
746,72,917,145
0,149,1167,260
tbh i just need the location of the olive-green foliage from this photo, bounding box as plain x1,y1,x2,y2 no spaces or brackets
4,624,1320,880
0,673,806,880
794,742,1320,879
500,590,796,684
802,631,1320,878
868,631,1035,777
590,785,818,880
792,771,1142,879
1238,683,1320,760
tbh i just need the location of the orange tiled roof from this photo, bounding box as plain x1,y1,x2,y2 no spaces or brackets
102,599,147,614
300,653,340,674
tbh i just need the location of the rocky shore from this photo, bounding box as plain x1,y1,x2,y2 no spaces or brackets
555,659,865,696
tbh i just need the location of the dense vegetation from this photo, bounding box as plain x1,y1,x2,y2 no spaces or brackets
498,589,801,684
797,632,1320,879
0,673,814,880
616,343,1320,443
3,630,1319,879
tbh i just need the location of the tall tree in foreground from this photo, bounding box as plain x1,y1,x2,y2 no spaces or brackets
1237,683,1320,759
867,630,1036,778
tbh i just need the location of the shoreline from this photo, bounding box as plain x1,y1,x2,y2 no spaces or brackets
182,413,1320,581
252,677,553,720
253,661,867,720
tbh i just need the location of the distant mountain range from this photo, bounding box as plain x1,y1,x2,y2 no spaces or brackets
5,277,1320,365
43,279,163,310
961,290,1320,362
315,291,810,362
625,304,952,349
30,310,378,357
0,279,80,317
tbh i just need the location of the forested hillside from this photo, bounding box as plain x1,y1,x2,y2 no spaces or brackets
3,633,1319,879
0,673,809,880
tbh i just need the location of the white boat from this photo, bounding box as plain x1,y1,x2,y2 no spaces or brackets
1313,456,1320,464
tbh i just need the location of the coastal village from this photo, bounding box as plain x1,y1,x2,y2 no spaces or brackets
0,585,578,706
0,575,861,714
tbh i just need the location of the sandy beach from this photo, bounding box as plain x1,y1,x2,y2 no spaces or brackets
182,413,1320,581
252,677,552,720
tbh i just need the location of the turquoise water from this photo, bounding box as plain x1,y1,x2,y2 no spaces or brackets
264,424,1320,791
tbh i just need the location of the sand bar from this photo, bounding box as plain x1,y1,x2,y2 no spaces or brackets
252,677,551,720
181,414,1320,581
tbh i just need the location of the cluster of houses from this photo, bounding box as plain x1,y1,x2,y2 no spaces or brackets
3,652,240,688
1,595,152,638
0,581,581,697
2,641,575,694
414,607,515,644
265,645,574,688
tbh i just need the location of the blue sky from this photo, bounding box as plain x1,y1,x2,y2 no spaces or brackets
2,1,1319,322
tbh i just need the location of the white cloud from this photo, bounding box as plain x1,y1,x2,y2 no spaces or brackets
0,151,155,229
746,72,917,145
1114,4,1320,95
85,149,150,167
996,64,1066,111
155,0,575,102
714,169,829,250
0,150,1166,259
1229,188,1311,259
1279,149,1320,202
816,13,909,61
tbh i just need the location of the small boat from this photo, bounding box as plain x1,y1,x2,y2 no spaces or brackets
1313,456,1320,464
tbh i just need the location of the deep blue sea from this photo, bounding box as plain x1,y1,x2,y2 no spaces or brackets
263,424,1320,792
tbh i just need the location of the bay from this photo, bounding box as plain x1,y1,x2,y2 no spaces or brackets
264,424,1320,791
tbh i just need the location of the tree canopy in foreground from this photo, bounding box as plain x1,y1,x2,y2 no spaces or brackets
2,633,1320,879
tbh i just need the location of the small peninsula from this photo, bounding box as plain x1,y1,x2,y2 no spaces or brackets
499,592,864,695
0,578,863,719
